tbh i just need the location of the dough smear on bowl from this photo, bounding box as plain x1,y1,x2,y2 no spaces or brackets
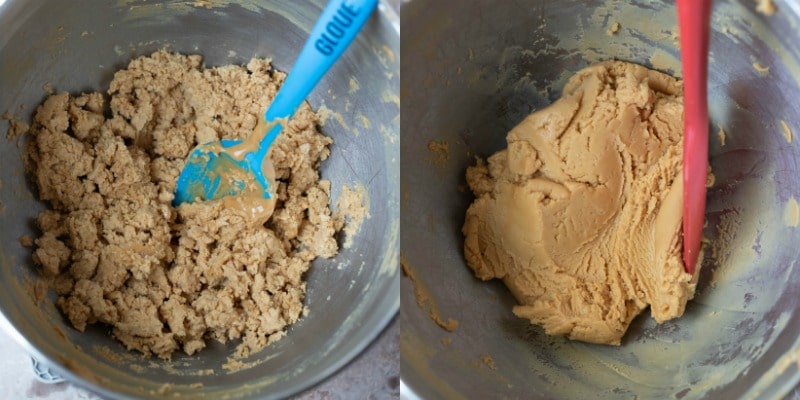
463,61,699,345
23,51,363,359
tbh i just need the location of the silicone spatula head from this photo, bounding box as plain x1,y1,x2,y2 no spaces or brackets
174,0,378,206
677,0,712,274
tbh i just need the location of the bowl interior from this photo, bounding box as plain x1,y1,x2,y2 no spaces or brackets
0,1,399,398
401,0,800,398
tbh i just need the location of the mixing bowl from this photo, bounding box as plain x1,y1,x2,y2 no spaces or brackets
0,1,399,398
400,0,800,398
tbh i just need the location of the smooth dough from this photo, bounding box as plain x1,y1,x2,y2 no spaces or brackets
25,51,364,358
463,61,699,345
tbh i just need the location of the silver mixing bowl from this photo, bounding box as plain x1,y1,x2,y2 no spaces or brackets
401,0,800,398
0,1,399,398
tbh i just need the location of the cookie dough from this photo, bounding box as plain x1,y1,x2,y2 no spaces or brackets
463,61,698,345
25,51,359,358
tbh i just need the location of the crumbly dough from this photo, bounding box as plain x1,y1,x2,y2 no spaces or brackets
333,184,369,249
756,0,777,16
752,62,770,76
717,124,727,146
24,51,356,358
400,255,459,332
606,22,621,36
463,61,698,345
427,139,449,168
781,120,793,143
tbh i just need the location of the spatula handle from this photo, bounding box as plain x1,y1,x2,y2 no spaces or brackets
260,0,379,153
677,0,711,274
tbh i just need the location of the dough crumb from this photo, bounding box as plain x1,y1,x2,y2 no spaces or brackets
316,105,334,126
193,0,214,9
333,184,369,249
156,384,172,395
706,166,716,188
717,124,727,146
427,139,449,168
6,119,29,140
752,62,770,76
19,234,34,247
756,0,777,15
606,22,621,35
349,77,360,93
24,51,354,359
781,120,793,143
25,277,48,306
2,112,29,140
222,358,246,372
480,354,497,370
711,209,741,280
401,254,459,332
785,197,799,227
441,337,452,346
463,61,696,345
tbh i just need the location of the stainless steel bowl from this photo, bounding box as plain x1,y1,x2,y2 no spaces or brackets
401,0,800,398
0,1,399,398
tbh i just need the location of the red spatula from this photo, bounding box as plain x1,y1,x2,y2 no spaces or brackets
677,0,711,274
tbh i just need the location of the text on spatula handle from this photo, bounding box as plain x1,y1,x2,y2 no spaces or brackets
315,2,361,55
